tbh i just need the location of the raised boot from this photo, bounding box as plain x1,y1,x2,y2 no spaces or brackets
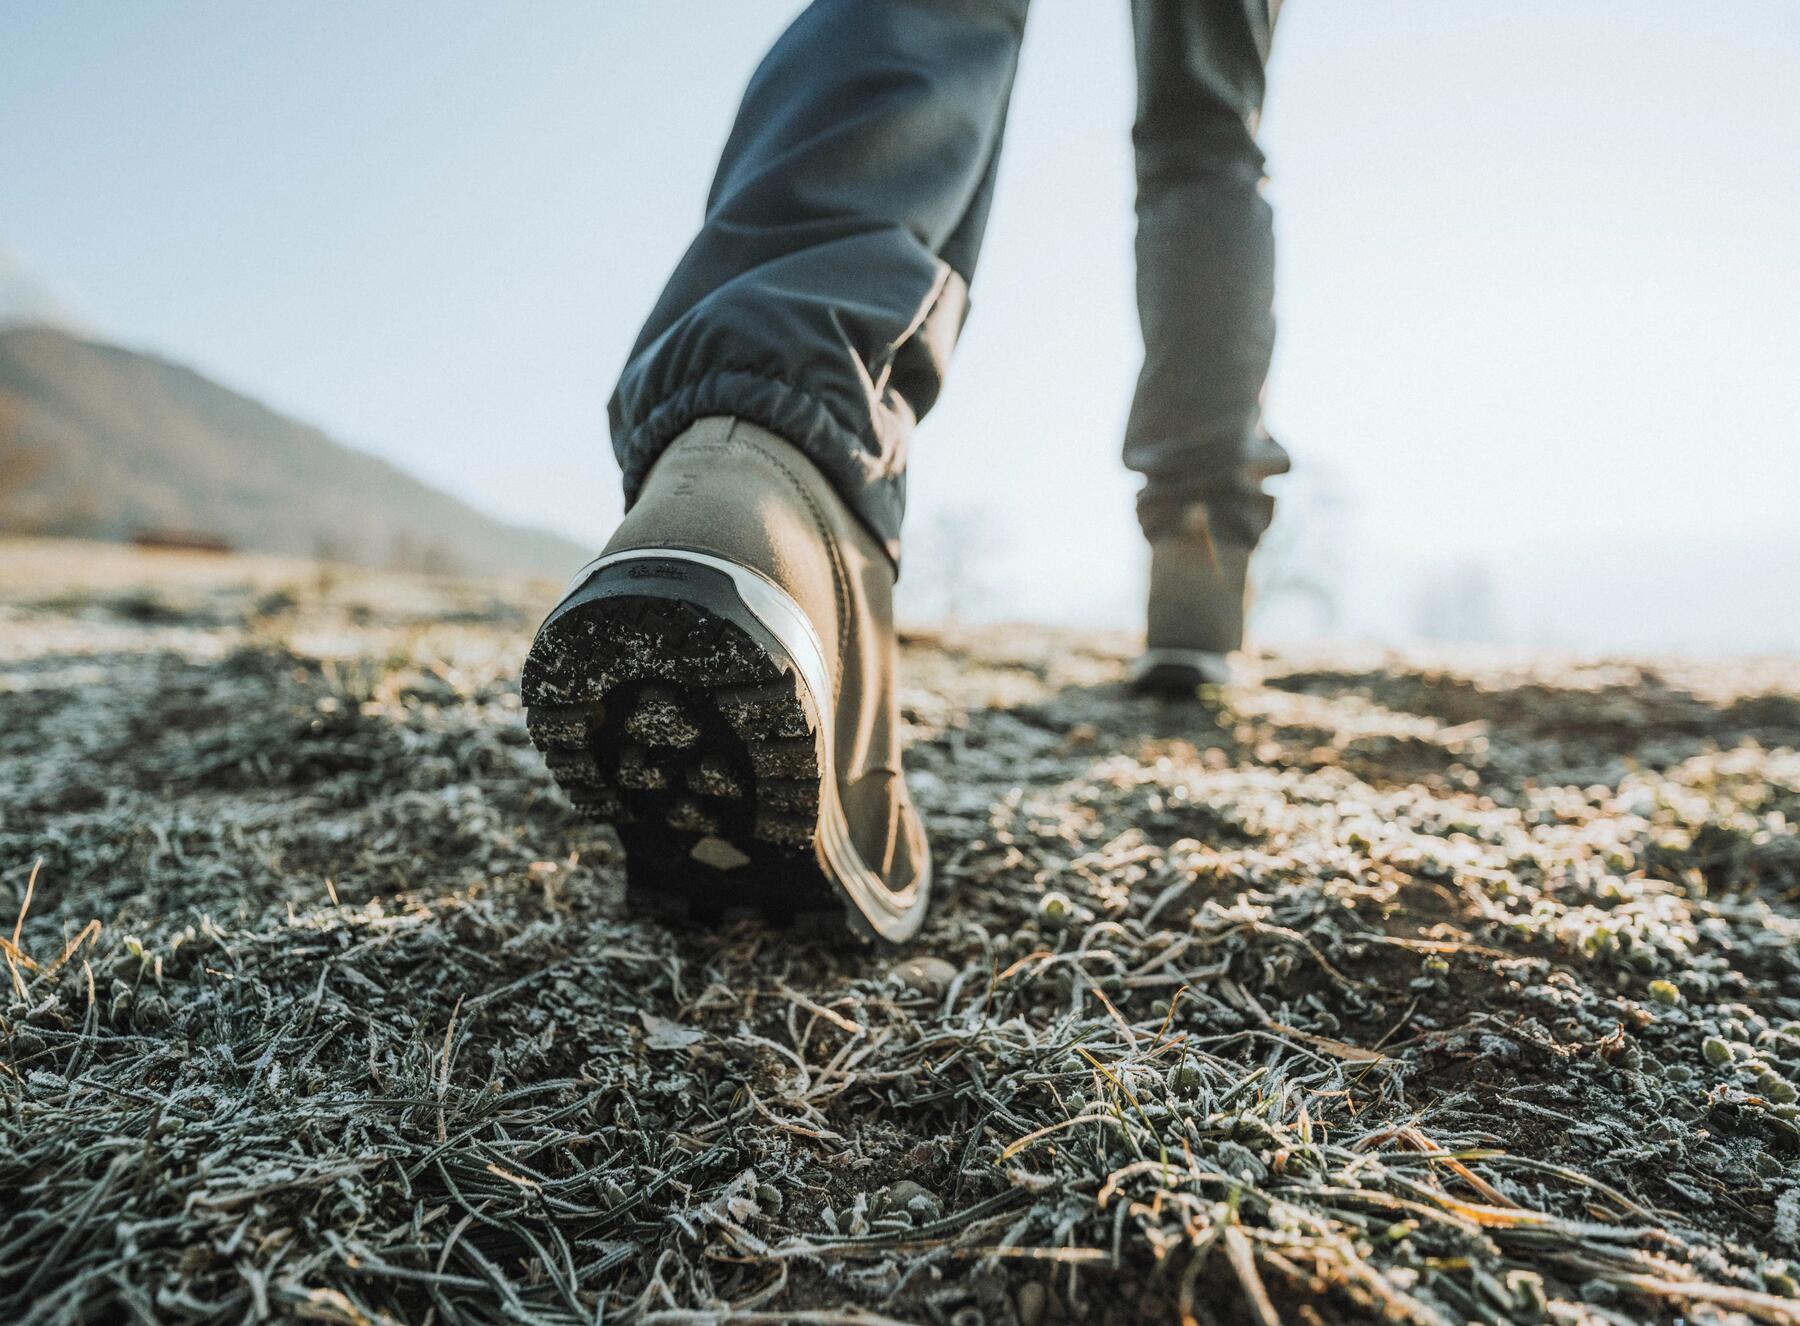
520,418,930,942
1130,504,1250,695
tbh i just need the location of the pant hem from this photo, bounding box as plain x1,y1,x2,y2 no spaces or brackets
616,369,904,569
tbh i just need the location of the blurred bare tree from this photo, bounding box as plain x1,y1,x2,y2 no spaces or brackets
1413,558,1500,644
901,505,999,624
1248,460,1350,641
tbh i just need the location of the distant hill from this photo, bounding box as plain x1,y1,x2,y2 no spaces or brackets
0,324,588,578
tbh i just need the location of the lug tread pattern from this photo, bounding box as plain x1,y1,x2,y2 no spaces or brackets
522,586,843,928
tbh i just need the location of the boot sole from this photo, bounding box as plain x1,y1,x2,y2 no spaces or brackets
520,550,929,941
1130,648,1231,695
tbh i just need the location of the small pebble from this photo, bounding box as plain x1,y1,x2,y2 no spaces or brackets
885,1179,941,1220
1016,1282,1047,1326
891,955,958,996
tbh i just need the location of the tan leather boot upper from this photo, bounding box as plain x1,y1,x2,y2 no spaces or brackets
1145,504,1251,657
603,417,927,905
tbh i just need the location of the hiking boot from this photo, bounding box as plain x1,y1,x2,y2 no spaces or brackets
1130,504,1250,696
521,418,930,942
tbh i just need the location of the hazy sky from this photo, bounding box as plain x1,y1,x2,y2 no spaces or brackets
5,2,1798,650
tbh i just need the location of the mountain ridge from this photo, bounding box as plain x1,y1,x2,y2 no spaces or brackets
0,324,589,578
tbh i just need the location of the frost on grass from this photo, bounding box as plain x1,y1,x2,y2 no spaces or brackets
3,549,1800,1324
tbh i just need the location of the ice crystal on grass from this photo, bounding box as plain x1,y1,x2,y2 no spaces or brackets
3,554,1800,1323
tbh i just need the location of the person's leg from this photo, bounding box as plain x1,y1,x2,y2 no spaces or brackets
1125,0,1288,689
610,0,1030,568
531,0,1028,940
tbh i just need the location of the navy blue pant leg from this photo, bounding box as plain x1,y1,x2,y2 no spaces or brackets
609,0,1030,567
1126,0,1288,549
613,0,1284,563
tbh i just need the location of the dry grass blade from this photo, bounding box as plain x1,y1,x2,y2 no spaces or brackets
1221,1224,1280,1326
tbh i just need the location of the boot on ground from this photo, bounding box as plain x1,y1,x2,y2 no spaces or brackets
1130,504,1251,696
521,418,930,942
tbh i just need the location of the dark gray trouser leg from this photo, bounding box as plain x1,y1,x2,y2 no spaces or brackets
609,0,1029,568
1125,0,1290,549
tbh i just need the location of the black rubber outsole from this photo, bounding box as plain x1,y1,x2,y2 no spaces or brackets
520,557,845,930
1130,661,1209,697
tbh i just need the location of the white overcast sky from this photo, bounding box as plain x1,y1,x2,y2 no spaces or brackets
4,2,1798,651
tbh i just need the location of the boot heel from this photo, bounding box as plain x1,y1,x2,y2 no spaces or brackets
522,556,843,925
